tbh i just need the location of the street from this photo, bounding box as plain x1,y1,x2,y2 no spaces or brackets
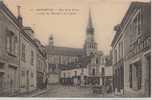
36,84,116,98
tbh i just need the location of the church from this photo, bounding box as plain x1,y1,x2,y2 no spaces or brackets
46,10,105,86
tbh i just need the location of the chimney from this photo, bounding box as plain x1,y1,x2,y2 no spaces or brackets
17,5,23,27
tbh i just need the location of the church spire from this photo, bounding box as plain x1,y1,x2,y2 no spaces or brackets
86,8,94,34
88,8,93,28
84,8,97,56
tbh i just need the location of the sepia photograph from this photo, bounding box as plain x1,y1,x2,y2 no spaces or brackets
0,0,151,99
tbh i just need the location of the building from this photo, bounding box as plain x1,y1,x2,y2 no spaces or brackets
111,24,124,95
0,2,20,96
34,39,48,89
111,2,151,97
19,26,37,93
46,10,105,86
60,64,82,85
46,38,83,84
99,53,113,91
0,1,48,96
18,10,48,93
60,56,113,87
60,53,113,91
103,66,113,93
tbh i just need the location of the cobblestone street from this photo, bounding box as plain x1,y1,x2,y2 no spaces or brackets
34,84,117,98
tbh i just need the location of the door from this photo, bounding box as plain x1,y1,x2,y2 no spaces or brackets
145,55,151,97
9,66,16,95
0,73,4,95
26,70,29,91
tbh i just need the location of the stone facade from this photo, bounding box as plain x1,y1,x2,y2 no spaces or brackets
111,2,151,97
19,27,37,93
0,1,48,96
34,39,48,89
0,2,20,96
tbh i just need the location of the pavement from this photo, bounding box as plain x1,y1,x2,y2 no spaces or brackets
37,84,118,98
10,88,48,97
10,84,146,98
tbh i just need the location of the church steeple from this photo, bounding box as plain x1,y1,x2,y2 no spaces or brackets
84,8,97,56
86,9,94,34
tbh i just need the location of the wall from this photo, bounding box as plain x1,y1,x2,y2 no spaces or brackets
20,34,37,93
0,8,20,95
122,3,151,97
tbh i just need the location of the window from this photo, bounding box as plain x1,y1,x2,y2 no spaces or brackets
67,72,70,77
21,71,25,77
74,71,77,77
133,9,142,36
63,72,66,78
52,66,55,72
14,37,18,55
21,43,26,62
101,68,105,76
96,58,99,64
31,50,34,65
6,35,11,53
92,69,95,76
136,62,142,90
6,31,18,56
31,72,34,78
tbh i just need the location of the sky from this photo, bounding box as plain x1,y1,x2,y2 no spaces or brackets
3,0,150,55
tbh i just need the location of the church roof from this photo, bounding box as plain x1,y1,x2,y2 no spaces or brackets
60,54,95,70
46,46,84,56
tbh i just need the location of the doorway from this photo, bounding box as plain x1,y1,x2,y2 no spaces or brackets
26,70,29,92
0,73,4,95
145,54,151,97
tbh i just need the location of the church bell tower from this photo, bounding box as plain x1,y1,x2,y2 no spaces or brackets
84,9,97,56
